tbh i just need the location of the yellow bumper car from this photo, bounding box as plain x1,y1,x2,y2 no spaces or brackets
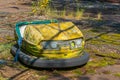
11,20,89,68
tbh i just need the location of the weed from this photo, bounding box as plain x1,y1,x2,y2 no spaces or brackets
61,8,66,17
66,12,74,19
96,12,102,20
75,9,84,20
32,0,51,15
31,0,86,20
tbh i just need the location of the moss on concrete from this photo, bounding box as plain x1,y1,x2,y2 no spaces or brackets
114,73,120,77
96,53,120,59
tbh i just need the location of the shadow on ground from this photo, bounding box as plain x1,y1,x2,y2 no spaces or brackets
57,18,120,34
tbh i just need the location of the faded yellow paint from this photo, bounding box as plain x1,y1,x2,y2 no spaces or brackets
20,22,84,59
24,22,83,44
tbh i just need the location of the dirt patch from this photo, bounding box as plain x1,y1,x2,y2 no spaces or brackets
0,0,31,13
0,66,21,78
77,74,120,80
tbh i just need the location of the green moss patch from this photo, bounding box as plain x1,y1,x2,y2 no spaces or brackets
39,76,48,80
87,58,116,67
83,28,120,45
72,56,116,75
96,53,120,59
73,69,83,76
0,75,8,80
114,73,120,77
0,42,14,59
100,33,120,45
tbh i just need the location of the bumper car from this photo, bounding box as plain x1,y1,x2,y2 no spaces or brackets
11,20,89,68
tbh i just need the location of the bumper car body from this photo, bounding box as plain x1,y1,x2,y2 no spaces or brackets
11,20,89,68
